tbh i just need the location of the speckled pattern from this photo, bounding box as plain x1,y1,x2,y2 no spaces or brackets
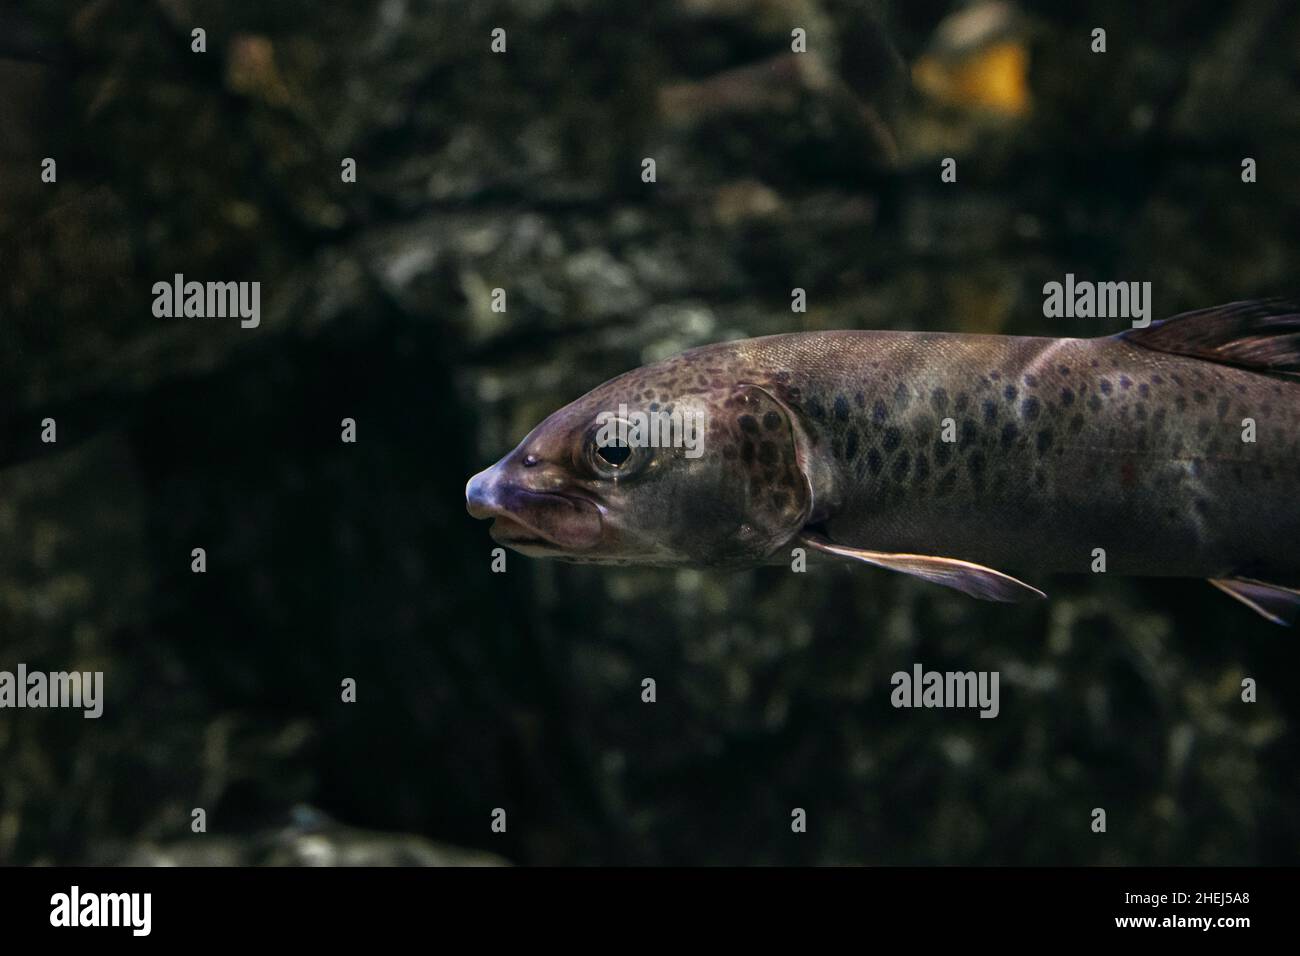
728,330,1300,582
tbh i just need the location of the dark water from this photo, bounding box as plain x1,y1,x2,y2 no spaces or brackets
1,0,1297,865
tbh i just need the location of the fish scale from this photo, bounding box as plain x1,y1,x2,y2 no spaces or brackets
749,330,1299,584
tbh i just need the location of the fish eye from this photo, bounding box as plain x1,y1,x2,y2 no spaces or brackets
585,422,651,478
596,443,632,467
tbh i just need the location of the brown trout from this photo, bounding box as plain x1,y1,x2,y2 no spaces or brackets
466,300,1300,623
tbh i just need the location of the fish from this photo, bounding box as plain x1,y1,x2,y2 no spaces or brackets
466,299,1300,624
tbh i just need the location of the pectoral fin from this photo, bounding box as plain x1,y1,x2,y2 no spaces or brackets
800,534,1046,603
1209,578,1300,626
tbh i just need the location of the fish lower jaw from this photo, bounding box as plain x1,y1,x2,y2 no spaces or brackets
490,525,558,550
488,517,588,556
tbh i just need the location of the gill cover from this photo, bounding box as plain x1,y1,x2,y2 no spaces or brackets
681,383,818,565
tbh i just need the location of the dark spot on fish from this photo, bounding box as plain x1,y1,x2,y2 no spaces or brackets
649,402,660,412
1058,365,1070,375
809,397,826,421
1003,384,1018,401
741,441,755,463
1088,395,1103,412
1091,359,1100,368
1022,396,1041,420
739,414,760,435
1216,396,1230,418
867,448,883,476
1099,379,1112,395
1060,388,1075,406
1193,390,1207,404
1000,422,1018,448
834,395,851,421
936,469,958,496
1119,376,1132,390
990,371,1002,381
982,399,998,425
872,400,889,424
1152,375,1164,385
894,382,910,407
855,391,866,408
1138,383,1150,398
956,392,970,412
968,448,986,480
1195,497,1210,516
892,450,911,482
758,442,778,466
1175,395,1187,411
1024,374,1038,387
914,452,930,482
1036,430,1054,454
763,411,782,431
959,419,978,450
883,426,903,452
935,440,953,467
1069,414,1084,434
844,430,859,461
930,387,949,411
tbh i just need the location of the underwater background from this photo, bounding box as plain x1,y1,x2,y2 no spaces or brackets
1,0,1298,865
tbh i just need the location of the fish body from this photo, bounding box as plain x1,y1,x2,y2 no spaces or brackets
466,300,1300,621
737,328,1300,584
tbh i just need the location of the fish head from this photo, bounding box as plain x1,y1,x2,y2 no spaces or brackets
465,353,818,567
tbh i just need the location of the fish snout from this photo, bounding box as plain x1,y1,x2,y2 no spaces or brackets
465,458,604,553
465,464,502,519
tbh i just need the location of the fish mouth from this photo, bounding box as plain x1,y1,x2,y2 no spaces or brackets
467,478,604,553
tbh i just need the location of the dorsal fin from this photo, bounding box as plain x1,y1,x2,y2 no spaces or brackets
1120,298,1300,376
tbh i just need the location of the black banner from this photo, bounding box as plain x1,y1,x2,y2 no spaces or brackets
0,866,1274,942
